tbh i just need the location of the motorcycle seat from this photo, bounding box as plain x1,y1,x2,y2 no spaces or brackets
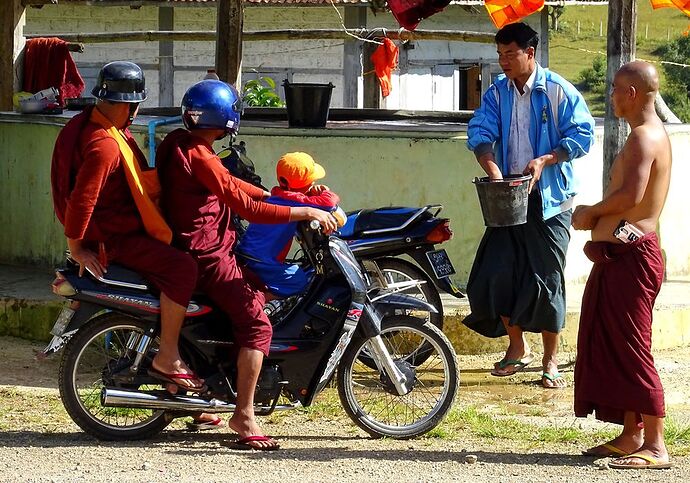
339,207,432,238
97,263,152,290
64,257,150,290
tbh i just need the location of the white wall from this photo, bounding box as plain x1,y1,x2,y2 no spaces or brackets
23,4,533,109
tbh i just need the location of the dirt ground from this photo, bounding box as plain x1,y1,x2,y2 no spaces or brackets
1,335,689,482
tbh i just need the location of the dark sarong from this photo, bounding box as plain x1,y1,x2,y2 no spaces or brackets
463,192,571,337
574,233,665,424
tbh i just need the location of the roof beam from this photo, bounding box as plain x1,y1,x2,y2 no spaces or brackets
24,28,496,43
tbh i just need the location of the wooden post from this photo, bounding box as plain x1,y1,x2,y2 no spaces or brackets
158,6,174,107
540,8,549,68
603,0,636,189
0,0,25,111
216,0,243,88
363,41,380,109
343,6,366,108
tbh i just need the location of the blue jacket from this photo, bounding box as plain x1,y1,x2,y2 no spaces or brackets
467,64,595,219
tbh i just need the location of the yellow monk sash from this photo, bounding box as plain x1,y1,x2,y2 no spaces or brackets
105,125,173,244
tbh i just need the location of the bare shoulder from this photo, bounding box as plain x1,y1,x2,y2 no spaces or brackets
624,122,669,161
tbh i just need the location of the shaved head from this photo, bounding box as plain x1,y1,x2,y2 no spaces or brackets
616,61,659,95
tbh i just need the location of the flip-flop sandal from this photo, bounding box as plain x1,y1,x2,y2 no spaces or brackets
147,368,207,393
228,435,280,451
608,453,673,470
491,353,534,377
582,443,628,457
186,417,223,431
541,372,567,389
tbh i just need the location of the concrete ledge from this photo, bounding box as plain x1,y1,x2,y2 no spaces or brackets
0,298,63,342
442,279,690,354
2,264,690,351
0,265,62,342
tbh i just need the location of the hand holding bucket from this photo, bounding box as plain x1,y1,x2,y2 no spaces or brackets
473,174,532,227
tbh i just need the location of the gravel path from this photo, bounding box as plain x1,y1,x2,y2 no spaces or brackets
1,336,688,482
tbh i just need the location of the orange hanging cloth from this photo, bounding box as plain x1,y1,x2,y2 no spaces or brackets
370,38,399,98
484,0,545,29
650,0,690,16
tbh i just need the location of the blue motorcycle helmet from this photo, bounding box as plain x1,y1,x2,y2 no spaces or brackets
181,79,241,138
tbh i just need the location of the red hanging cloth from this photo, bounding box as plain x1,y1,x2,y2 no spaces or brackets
387,0,452,31
23,37,85,104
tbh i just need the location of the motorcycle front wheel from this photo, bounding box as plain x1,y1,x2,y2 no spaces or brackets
58,313,171,441
337,315,458,439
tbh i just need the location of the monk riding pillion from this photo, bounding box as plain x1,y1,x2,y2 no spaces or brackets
572,61,673,470
50,61,203,392
156,80,337,450
464,23,595,388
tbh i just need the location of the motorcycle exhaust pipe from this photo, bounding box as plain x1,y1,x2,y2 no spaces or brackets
101,387,236,413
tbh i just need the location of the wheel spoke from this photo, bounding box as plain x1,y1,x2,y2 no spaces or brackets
341,320,456,437
70,321,164,432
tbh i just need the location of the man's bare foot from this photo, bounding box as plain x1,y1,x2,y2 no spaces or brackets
228,411,279,450
609,446,672,469
583,435,643,457
541,357,567,388
150,355,204,390
491,345,533,376
186,412,223,431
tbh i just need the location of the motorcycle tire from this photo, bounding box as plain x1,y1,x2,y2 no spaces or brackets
337,315,458,439
359,258,444,370
371,257,444,331
58,313,171,441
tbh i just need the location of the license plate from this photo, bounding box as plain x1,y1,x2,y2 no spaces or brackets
50,306,75,336
425,249,456,279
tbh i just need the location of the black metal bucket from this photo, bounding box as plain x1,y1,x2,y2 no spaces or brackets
282,80,334,128
473,175,532,227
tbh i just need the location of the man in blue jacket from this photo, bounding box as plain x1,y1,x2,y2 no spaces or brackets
464,22,594,388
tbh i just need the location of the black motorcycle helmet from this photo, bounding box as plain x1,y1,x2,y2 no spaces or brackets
91,61,147,103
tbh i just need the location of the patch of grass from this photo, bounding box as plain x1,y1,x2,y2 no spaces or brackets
665,416,690,456
297,388,344,420
549,3,690,116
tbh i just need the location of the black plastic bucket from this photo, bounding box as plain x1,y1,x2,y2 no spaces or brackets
473,174,532,227
283,80,334,128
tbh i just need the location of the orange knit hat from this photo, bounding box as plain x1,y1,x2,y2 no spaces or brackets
276,152,326,190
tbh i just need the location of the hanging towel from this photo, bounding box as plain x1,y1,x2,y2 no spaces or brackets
23,37,84,104
371,38,399,98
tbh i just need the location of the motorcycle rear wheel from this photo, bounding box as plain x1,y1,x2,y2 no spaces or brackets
337,315,458,439
372,258,444,331
58,313,171,441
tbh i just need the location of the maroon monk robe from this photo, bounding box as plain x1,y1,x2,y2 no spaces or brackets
52,108,197,308
574,233,666,425
157,129,292,356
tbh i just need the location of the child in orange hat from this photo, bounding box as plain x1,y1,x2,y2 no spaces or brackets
237,152,342,297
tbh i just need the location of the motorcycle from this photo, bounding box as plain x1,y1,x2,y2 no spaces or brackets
220,142,465,334
44,220,459,441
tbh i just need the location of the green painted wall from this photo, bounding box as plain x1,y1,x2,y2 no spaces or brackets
1,115,689,285
0,115,487,286
0,122,67,268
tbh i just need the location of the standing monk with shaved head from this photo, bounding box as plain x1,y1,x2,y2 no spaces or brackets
572,61,672,469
